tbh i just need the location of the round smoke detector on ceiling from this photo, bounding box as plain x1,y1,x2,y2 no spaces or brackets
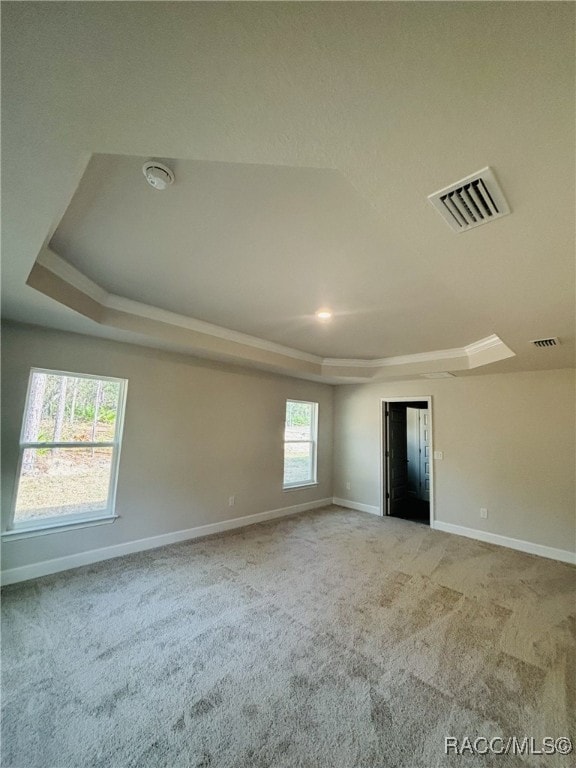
142,161,175,190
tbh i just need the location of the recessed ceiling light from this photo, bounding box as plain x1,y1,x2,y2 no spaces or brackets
316,309,333,321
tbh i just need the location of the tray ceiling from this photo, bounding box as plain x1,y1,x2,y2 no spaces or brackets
2,2,574,382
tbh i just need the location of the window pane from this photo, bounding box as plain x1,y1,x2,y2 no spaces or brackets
14,447,113,523
23,372,121,443
284,401,313,441
283,442,313,486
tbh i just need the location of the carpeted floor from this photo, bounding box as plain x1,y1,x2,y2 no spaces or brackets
2,506,575,768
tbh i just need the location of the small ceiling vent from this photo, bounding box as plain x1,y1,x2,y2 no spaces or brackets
428,167,510,233
531,337,559,348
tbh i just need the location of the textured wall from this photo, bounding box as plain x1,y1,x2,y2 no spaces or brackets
333,369,576,553
1,323,333,571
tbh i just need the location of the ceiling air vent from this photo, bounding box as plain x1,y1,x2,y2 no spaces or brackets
531,337,559,348
428,167,510,233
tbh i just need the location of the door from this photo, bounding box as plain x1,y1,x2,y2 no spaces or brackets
406,408,420,498
386,404,408,515
419,409,430,502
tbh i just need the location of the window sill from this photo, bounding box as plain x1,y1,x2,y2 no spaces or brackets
283,483,319,492
2,514,119,541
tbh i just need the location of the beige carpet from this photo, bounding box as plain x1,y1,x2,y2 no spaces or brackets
2,506,575,768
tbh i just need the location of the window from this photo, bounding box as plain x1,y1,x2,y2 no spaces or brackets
283,399,318,489
8,368,127,532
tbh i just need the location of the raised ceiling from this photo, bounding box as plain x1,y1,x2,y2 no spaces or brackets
2,2,574,382
48,153,496,359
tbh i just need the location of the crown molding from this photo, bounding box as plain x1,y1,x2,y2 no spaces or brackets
465,334,503,355
36,248,322,365
466,333,515,367
322,346,464,369
27,250,516,383
37,248,108,305
104,295,322,364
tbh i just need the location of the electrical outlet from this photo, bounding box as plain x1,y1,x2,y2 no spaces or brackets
228,496,235,507
433,451,443,460
346,482,351,491
480,508,488,519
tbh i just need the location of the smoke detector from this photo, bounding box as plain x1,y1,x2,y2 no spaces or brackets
142,161,174,190
428,167,510,232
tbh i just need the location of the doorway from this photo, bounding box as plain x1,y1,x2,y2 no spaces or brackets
382,398,433,525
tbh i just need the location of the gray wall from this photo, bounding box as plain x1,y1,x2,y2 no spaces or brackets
3,322,575,574
333,369,576,553
1,323,333,571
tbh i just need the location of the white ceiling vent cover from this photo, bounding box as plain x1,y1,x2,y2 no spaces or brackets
531,337,559,348
428,167,510,232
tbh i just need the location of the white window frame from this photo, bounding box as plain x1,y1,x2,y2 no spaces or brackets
283,399,318,490
4,367,128,538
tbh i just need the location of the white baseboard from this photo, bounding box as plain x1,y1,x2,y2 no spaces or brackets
332,497,382,516
432,521,576,565
0,497,333,586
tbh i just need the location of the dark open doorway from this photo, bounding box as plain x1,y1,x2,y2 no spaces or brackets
383,400,431,525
